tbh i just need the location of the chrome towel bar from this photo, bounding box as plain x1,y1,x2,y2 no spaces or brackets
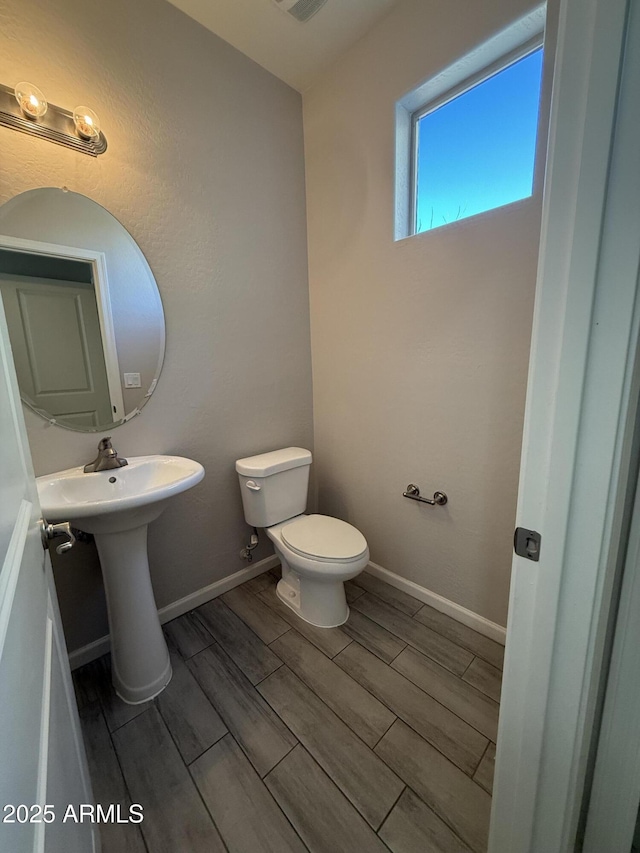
403,484,448,506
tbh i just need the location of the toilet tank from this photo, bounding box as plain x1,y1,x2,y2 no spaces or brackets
236,447,312,528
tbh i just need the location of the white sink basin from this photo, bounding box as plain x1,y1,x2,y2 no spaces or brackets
37,454,205,705
37,454,204,534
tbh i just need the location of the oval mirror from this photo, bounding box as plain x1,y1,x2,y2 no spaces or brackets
0,188,165,432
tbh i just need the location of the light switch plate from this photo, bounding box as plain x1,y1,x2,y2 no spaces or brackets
124,372,141,388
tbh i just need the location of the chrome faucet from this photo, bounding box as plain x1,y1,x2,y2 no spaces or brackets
83,437,128,473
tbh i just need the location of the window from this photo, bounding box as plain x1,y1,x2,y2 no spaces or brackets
394,6,546,239
413,47,543,234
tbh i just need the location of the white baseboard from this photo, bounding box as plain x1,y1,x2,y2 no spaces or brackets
68,554,280,670
157,555,279,624
365,561,507,645
69,553,505,668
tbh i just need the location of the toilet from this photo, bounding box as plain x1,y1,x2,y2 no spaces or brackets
236,447,369,628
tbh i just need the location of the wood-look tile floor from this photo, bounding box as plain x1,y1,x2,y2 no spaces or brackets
74,569,502,853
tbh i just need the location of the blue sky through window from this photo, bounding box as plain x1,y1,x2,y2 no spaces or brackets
415,47,543,233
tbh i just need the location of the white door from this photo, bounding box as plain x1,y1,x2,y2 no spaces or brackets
490,0,640,849
0,283,97,849
0,274,114,428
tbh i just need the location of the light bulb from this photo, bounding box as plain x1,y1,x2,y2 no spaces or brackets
14,82,48,119
73,106,101,140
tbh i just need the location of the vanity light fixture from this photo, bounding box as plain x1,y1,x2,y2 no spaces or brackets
0,81,107,156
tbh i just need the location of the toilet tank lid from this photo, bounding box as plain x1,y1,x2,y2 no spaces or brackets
236,447,312,477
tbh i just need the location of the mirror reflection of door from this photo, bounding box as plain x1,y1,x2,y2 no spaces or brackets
0,270,114,429
0,189,166,432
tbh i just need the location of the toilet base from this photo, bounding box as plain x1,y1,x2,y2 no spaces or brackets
276,573,350,628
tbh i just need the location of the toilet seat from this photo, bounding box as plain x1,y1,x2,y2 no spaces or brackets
282,514,367,563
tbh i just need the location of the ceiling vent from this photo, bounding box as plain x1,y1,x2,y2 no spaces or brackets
271,0,328,23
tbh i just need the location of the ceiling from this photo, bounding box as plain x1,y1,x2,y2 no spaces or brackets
166,0,401,92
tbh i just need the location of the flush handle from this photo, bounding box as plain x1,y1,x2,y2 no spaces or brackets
40,520,76,555
245,480,261,491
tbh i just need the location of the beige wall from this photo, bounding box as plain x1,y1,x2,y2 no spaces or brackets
0,0,312,651
303,0,553,626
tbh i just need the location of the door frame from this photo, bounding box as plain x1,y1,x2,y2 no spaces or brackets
577,4,640,843
0,233,125,422
582,443,640,849
490,0,640,849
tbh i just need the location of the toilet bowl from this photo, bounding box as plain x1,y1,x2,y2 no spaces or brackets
235,448,369,628
267,514,369,627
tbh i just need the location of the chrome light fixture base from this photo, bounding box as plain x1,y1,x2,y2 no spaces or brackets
0,83,107,157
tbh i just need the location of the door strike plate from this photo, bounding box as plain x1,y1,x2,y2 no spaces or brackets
514,527,541,561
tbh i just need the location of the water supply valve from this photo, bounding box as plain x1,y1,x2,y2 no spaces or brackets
240,530,259,562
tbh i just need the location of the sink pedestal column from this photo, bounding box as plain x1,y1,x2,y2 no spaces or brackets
94,524,171,704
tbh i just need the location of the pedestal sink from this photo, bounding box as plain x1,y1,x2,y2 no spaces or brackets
37,455,205,704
